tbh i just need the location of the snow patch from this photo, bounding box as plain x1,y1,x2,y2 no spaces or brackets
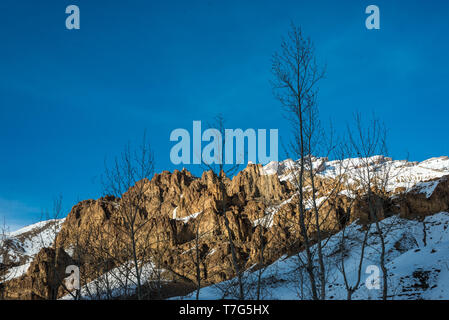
176,211,202,223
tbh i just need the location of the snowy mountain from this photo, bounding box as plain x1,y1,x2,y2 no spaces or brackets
176,211,449,300
0,219,65,282
264,155,449,195
2,155,449,300
171,156,449,300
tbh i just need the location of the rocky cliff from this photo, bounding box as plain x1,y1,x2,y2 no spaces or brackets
2,156,449,299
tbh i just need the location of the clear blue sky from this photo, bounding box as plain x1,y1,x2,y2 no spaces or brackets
0,0,448,230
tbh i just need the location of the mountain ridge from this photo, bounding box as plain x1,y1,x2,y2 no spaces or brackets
1,155,449,300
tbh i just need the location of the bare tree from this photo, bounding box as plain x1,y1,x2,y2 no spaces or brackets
146,218,174,299
200,114,245,299
68,207,131,300
251,165,288,300
0,217,9,299
173,204,212,300
337,214,370,300
271,23,327,300
320,144,370,301
254,187,272,300
346,112,390,300
192,211,204,300
102,133,155,300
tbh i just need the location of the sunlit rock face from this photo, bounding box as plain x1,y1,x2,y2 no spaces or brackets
2,156,449,299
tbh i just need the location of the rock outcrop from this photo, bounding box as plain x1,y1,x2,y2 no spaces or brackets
2,157,449,300
3,247,73,300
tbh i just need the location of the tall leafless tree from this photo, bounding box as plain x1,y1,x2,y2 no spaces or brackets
251,165,288,300
271,23,328,300
336,200,370,300
36,195,71,300
346,112,390,300
176,204,212,300
201,114,245,299
102,133,155,300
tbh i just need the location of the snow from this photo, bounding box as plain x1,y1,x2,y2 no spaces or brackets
338,189,357,199
2,263,31,282
262,161,279,175
0,218,65,282
3,155,449,299
176,212,449,300
412,180,440,198
8,219,63,237
253,195,296,228
176,211,202,223
60,261,168,300
264,155,449,194
305,196,327,210
419,156,449,171
13,218,65,257
262,159,296,178
172,207,202,223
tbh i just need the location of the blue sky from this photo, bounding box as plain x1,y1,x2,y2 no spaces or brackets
0,0,448,230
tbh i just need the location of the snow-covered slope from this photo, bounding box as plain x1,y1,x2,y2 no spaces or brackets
264,155,449,196
177,212,449,300
60,261,166,300
3,156,449,299
0,218,65,282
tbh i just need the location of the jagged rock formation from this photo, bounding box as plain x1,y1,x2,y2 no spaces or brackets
3,247,73,300
398,176,449,218
2,156,449,299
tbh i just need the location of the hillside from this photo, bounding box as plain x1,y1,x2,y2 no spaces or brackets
0,219,65,282
1,155,449,300
176,211,449,300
